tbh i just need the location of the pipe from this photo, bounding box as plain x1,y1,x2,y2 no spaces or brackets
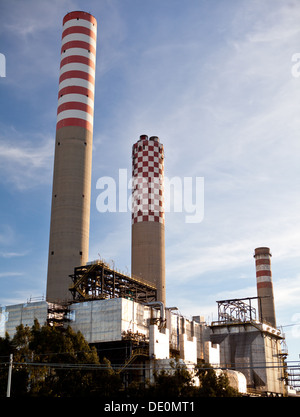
145,301,165,322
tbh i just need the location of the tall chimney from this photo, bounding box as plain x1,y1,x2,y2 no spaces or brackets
46,11,97,302
131,135,166,304
254,247,276,327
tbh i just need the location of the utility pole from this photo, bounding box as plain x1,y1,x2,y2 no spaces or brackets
6,354,13,397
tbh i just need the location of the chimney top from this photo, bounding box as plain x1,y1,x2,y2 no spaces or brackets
254,247,272,258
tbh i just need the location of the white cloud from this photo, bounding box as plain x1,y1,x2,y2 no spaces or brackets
274,275,300,309
0,128,54,189
0,251,28,259
0,0,75,37
0,225,15,246
0,272,24,278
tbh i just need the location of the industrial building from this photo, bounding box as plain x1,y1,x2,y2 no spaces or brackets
209,248,287,395
0,296,226,389
0,250,288,395
210,298,286,395
0,10,292,396
0,243,288,395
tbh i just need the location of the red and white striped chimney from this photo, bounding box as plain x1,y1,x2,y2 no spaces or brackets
254,247,276,327
46,11,97,303
57,11,96,132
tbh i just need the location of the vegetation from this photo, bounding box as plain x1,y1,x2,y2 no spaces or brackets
143,360,240,397
0,322,240,397
195,362,241,397
0,320,121,397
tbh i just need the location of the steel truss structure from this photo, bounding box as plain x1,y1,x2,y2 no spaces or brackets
216,297,258,323
69,261,157,303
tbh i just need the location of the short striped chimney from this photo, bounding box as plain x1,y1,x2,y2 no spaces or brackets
254,247,276,327
131,135,166,305
46,11,97,302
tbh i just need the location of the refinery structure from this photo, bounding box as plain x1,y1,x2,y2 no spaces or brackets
0,11,296,397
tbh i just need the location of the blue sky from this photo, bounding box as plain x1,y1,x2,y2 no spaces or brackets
0,0,300,363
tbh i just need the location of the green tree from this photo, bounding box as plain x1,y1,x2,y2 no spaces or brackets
29,322,101,396
10,324,33,396
195,363,241,397
0,332,13,396
1,323,241,397
90,357,122,397
0,321,122,397
147,359,196,397
144,361,241,398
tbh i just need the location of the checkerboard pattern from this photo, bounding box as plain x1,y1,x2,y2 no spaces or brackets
132,138,164,224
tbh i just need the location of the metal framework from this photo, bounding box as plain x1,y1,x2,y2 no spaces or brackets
216,297,258,323
117,347,149,374
47,303,70,327
288,368,300,391
69,261,157,303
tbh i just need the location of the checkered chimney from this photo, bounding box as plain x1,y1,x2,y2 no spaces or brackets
131,135,166,304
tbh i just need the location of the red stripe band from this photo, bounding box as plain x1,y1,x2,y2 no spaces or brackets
63,12,97,26
60,55,95,70
56,118,93,132
257,282,273,289
256,270,271,277
61,41,96,55
255,259,271,266
57,101,94,115
62,26,96,41
58,85,94,100
59,70,95,84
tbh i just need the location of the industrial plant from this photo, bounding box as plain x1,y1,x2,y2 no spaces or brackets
0,11,296,397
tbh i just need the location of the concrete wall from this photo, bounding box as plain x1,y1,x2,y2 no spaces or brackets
0,298,212,369
149,325,169,359
179,334,197,363
210,322,285,394
69,298,152,343
69,298,122,342
204,341,220,366
0,301,48,338
0,299,209,360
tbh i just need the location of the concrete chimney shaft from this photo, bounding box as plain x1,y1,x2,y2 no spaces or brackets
131,135,166,304
254,247,276,327
46,11,97,302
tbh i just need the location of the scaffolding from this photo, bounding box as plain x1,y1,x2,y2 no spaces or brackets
215,297,258,324
69,261,157,303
